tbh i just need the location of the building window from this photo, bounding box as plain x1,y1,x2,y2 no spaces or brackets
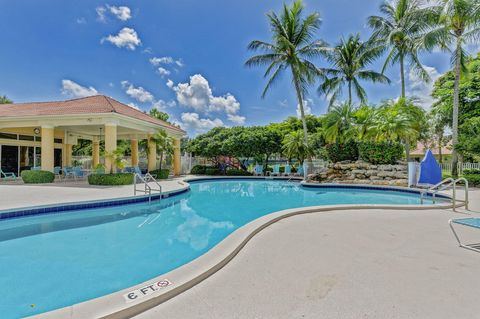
54,138,63,144
19,135,35,141
0,133,17,140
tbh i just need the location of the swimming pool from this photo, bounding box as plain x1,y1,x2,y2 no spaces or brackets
0,179,446,318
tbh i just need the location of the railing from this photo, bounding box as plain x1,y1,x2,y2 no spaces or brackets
134,173,162,204
420,177,469,211
440,162,480,173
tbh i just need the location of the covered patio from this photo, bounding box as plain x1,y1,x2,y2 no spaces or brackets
0,95,185,177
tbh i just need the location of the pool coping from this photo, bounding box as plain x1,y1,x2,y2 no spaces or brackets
25,177,461,319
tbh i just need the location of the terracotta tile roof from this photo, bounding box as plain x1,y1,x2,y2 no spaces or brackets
0,95,185,133
411,141,452,156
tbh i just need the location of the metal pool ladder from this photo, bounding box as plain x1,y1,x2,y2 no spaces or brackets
420,177,469,211
134,173,162,204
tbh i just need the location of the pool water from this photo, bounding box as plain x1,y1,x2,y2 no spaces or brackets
0,180,440,318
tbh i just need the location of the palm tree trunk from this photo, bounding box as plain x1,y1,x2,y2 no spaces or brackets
159,152,164,170
291,68,311,177
348,80,352,106
451,39,461,178
405,140,410,162
438,132,443,164
400,53,406,98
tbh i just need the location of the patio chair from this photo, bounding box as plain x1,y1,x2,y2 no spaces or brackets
283,164,292,176
63,166,75,181
254,164,263,176
54,166,62,179
0,169,16,181
294,165,304,177
449,218,480,253
269,164,280,176
73,166,85,179
31,166,41,171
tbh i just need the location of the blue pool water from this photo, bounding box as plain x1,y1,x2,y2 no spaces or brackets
0,180,440,318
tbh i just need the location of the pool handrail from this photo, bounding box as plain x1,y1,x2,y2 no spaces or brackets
134,173,162,204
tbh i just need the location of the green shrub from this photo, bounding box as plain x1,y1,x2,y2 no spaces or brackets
190,165,208,174
88,173,134,186
149,169,170,179
358,141,404,165
325,140,359,163
21,170,55,184
205,167,221,175
464,174,480,187
226,169,253,176
463,169,480,175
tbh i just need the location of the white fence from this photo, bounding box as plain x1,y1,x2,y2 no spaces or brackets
440,162,480,173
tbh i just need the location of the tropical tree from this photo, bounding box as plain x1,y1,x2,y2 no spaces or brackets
149,108,169,122
424,0,480,177
322,102,356,143
319,33,390,107
0,95,12,104
245,0,327,170
368,0,434,98
104,147,127,174
282,130,313,164
148,129,174,170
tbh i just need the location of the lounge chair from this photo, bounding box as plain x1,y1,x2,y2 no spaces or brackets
269,164,280,176
0,169,16,180
254,164,263,176
449,218,480,253
283,164,292,176
294,165,304,177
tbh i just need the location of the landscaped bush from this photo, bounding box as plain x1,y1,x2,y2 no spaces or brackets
463,169,480,175
325,140,359,163
205,167,221,175
88,173,134,186
149,169,170,179
226,169,253,176
464,174,480,187
21,170,55,184
190,165,208,175
358,141,403,165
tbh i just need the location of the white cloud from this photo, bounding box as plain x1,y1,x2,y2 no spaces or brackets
180,112,224,133
296,99,313,118
61,79,98,98
108,82,115,87
279,99,288,107
107,5,131,21
96,6,107,22
76,17,87,24
149,56,183,67
152,99,176,111
121,81,154,103
227,114,246,125
101,27,141,50
166,79,174,89
172,74,243,124
408,64,441,109
158,67,171,77
127,102,140,110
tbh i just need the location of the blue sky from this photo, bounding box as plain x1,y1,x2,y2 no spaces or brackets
0,0,471,136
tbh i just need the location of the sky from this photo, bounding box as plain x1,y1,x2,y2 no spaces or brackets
0,0,476,136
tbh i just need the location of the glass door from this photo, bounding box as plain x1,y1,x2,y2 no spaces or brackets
1,145,19,176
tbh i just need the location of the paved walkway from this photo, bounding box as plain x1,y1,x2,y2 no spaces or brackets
0,177,188,211
135,188,480,319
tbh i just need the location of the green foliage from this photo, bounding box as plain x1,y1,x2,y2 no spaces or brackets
358,141,404,164
88,173,134,186
463,169,480,175
190,165,208,175
322,103,356,143
226,169,253,176
149,108,170,122
282,130,313,164
464,174,480,187
325,140,359,162
0,95,13,104
205,167,221,175
21,170,55,184
149,169,170,179
319,33,390,106
147,129,174,170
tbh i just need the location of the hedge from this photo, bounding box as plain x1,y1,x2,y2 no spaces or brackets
190,165,208,174
463,169,480,175
205,167,221,175
149,169,170,179
88,173,134,186
325,140,359,163
358,141,404,165
21,170,55,184
464,174,480,187
226,169,253,176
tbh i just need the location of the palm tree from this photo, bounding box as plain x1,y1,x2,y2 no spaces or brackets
282,130,313,165
368,0,435,98
0,95,12,104
424,0,480,177
245,0,327,171
148,129,174,171
322,102,356,143
319,34,390,107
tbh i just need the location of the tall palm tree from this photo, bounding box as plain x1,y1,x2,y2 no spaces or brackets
319,34,390,107
245,0,327,167
368,0,435,98
424,0,480,177
0,95,12,104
